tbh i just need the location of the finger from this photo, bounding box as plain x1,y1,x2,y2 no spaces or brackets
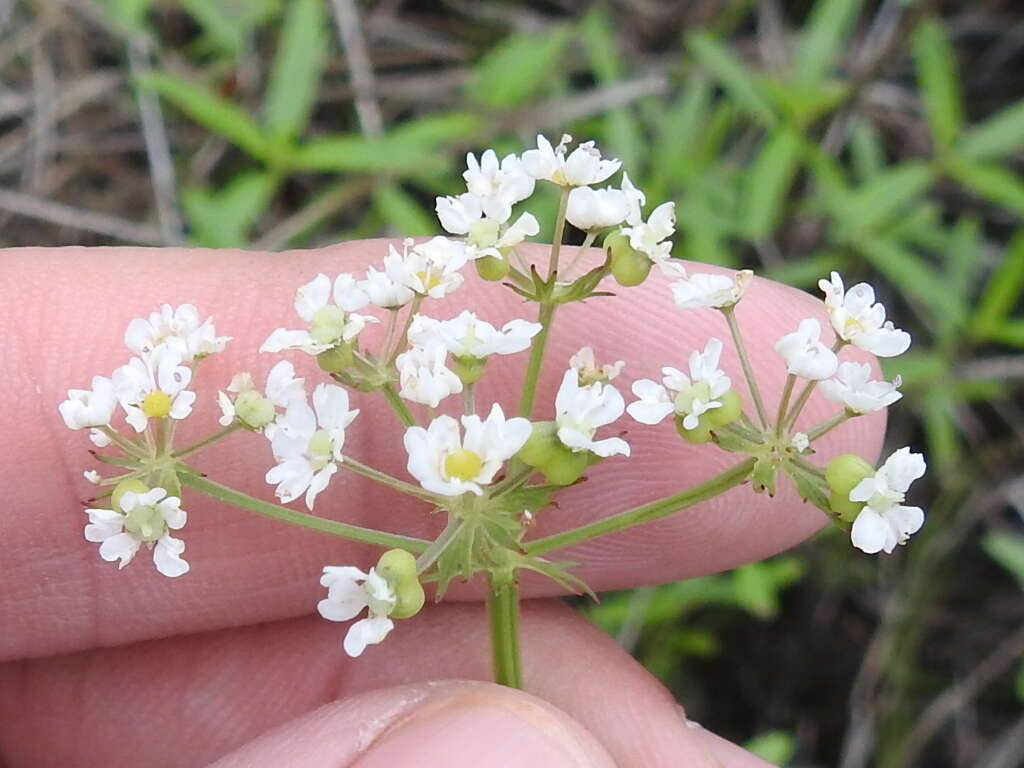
1,243,883,658
0,600,768,768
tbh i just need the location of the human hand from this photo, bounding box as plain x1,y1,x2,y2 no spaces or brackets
0,242,883,766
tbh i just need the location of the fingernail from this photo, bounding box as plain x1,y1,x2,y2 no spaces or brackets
355,690,615,768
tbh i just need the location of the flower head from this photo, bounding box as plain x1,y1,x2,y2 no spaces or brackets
566,173,645,231
265,384,359,509
218,360,305,430
435,193,539,260
627,338,731,429
819,272,911,357
618,201,680,275
318,566,396,657
395,342,463,407
260,273,376,355
820,362,902,414
462,150,535,221
774,318,839,380
554,369,630,457
522,134,621,187
404,404,531,496
124,304,229,362
59,376,118,431
671,270,753,310
84,487,189,577
849,447,926,554
385,237,476,299
113,345,196,432
409,311,541,360
359,265,415,309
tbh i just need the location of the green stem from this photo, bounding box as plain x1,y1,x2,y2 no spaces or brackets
381,308,400,359
463,383,475,416
517,302,556,419
172,423,243,459
775,374,797,437
547,187,571,280
487,574,523,688
388,296,423,365
415,515,461,574
721,308,770,428
99,425,150,460
563,231,597,276
806,410,852,442
182,474,429,552
381,383,417,428
341,455,442,504
491,464,536,497
525,458,756,556
784,339,846,431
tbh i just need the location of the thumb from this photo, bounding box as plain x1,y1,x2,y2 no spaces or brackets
209,680,618,768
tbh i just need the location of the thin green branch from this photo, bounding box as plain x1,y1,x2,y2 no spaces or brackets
172,422,243,459
722,308,770,428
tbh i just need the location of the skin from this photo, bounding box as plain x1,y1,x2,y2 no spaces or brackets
0,241,884,767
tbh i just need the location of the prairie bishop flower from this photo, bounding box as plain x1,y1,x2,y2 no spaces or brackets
124,303,229,362
554,369,630,457
261,273,375,355
818,272,911,357
522,134,621,187
217,360,305,430
462,149,535,221
628,338,731,429
113,345,196,432
385,237,475,299
671,270,754,310
59,376,117,432
820,362,902,414
849,448,926,554
404,404,531,496
84,487,189,577
396,342,463,407
618,201,682,276
435,192,539,259
359,265,415,309
265,384,359,509
409,311,541,360
570,347,624,385
566,173,645,231
774,319,839,381
318,566,396,657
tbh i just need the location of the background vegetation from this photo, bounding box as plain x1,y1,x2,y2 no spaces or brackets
3,0,1023,765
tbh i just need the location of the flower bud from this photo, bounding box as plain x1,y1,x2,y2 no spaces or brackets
475,255,510,282
317,343,354,373
375,549,425,619
606,231,651,287
234,390,276,430
111,478,150,512
705,389,742,427
825,454,874,522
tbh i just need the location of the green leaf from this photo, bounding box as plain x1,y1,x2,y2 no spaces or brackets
744,731,796,765
849,117,885,181
764,252,847,288
372,184,434,236
687,32,776,127
182,171,277,248
959,100,1024,161
971,230,1024,340
921,389,960,471
467,25,571,108
178,0,277,55
139,72,270,160
881,350,948,389
1016,661,1024,703
794,0,863,90
837,162,934,236
388,111,486,147
650,77,712,184
990,320,1024,346
291,134,450,174
982,532,1024,584
857,238,965,326
101,0,152,37
741,129,802,240
913,18,963,151
263,0,327,139
948,160,1024,216
580,5,623,81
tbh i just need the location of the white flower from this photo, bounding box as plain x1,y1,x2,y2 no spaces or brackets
265,384,359,510
260,273,376,355
84,487,189,577
627,338,731,429
359,265,415,309
565,173,645,231
385,237,475,299
462,150,535,221
318,566,396,657
522,134,621,187
59,376,117,431
849,447,926,554
90,428,111,447
395,343,463,407
774,319,839,380
554,369,630,457
124,304,229,362
217,361,305,428
819,272,911,357
820,362,902,414
671,270,753,310
435,194,539,260
619,201,681,275
113,345,196,432
791,432,809,452
409,311,541,360
83,470,101,484
403,404,531,496
570,347,624,385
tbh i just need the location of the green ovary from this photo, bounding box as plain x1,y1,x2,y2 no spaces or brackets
309,306,347,345
123,504,166,542
307,429,335,470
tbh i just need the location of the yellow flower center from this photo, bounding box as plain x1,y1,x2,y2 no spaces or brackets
141,391,172,419
443,449,483,481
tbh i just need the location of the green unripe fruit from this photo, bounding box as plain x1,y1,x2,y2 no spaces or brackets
825,454,874,522
317,343,354,373
541,446,590,486
453,355,487,385
675,414,713,444
705,389,743,427
517,421,560,468
234,391,275,430
375,549,425,619
111,479,149,512
606,231,652,287
475,255,511,282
